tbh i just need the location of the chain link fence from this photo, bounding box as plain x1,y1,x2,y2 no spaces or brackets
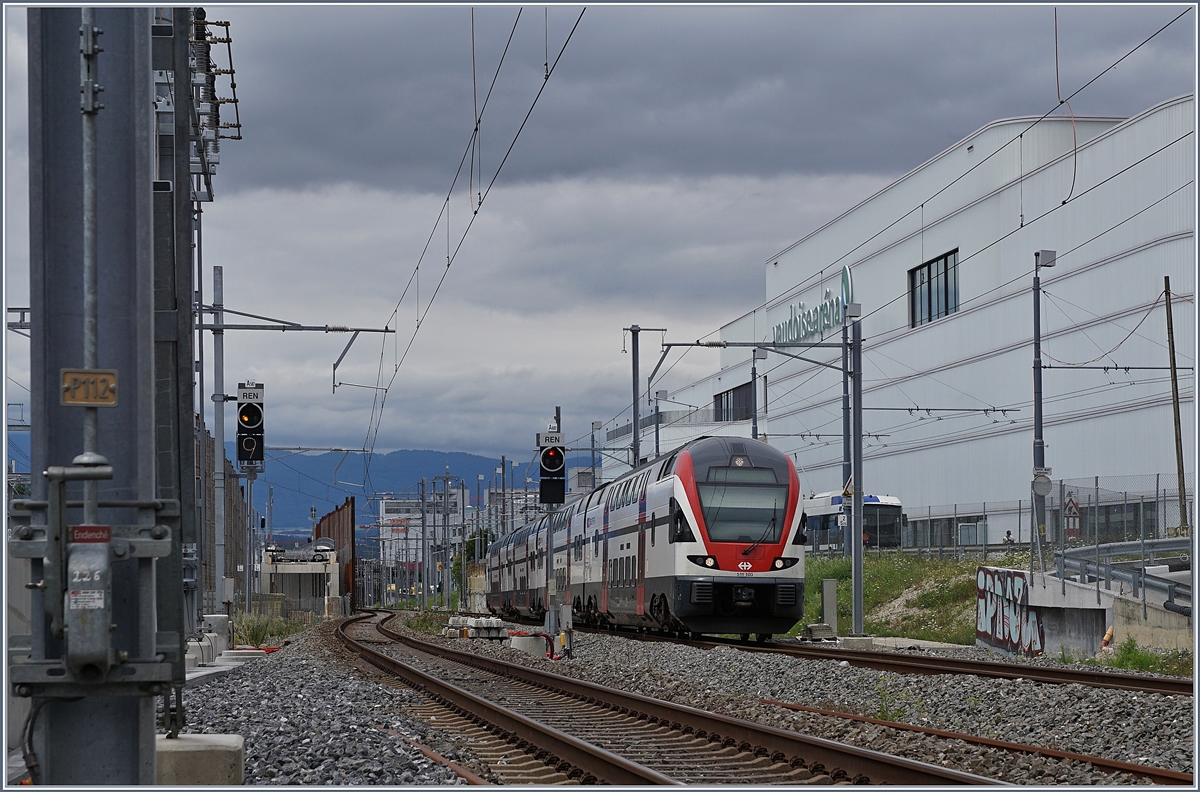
901,472,1192,552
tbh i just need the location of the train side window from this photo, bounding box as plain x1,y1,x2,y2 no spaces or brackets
791,513,809,545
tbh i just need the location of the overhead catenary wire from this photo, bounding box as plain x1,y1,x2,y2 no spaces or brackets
360,9,583,486
706,7,1193,338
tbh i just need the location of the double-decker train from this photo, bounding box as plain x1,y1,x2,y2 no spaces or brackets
485,436,807,640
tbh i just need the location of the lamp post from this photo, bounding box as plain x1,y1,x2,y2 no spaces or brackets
750,348,767,440
1033,250,1056,549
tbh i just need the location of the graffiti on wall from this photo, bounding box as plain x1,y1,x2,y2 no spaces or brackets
976,567,1044,656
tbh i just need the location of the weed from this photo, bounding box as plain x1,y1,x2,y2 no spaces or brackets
873,683,906,722
403,610,448,634
1081,636,1193,676
233,612,306,647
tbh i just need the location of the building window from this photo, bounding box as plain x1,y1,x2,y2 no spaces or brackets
909,249,959,327
713,381,753,422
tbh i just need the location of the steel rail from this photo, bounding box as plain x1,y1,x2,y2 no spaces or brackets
572,626,1193,697
337,614,679,785
375,614,1007,785
760,698,1194,786
742,642,1195,697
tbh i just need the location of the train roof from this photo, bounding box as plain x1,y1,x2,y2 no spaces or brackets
806,491,902,506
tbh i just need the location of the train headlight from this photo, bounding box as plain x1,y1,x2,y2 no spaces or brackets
705,556,715,568
772,557,799,570
773,558,784,569
686,554,719,570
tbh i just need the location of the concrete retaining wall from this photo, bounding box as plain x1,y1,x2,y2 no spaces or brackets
1112,598,1194,652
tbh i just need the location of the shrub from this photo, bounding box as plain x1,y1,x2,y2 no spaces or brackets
233,612,306,647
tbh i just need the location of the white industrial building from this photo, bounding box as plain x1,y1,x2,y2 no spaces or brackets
634,94,1194,544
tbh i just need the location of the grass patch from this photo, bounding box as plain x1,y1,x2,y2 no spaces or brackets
1088,636,1193,677
402,610,448,635
796,553,980,645
233,612,307,647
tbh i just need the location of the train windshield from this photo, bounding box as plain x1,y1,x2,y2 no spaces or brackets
696,483,788,543
866,504,903,543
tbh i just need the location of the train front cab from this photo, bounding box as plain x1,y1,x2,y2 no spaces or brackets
666,437,806,637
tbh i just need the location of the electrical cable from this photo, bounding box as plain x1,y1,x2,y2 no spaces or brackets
711,7,1193,336
362,9,584,474
1041,291,1165,367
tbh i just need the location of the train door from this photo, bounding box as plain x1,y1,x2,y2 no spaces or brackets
600,497,610,614
636,525,646,615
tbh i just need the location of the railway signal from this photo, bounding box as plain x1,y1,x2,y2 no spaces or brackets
236,381,264,463
537,431,566,504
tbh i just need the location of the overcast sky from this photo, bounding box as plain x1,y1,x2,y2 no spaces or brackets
4,3,1195,471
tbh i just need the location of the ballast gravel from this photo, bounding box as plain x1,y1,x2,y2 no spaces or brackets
400,622,1193,785
166,621,469,785
172,616,1193,786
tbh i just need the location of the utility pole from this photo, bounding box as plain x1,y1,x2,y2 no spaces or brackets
213,266,228,610
12,9,187,782
500,455,507,537
750,348,767,440
842,319,851,557
1164,276,1189,533
420,479,428,610
244,472,254,614
1032,250,1056,553
654,392,666,457
591,421,601,487
849,303,865,636
630,324,641,466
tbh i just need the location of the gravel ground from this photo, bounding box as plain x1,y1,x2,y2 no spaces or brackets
168,621,471,785
391,620,1194,785
171,616,1193,785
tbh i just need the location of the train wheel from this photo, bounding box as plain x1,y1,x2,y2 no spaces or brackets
739,633,750,642
756,633,772,643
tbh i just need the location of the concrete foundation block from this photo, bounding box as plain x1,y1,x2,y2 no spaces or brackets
156,734,244,785
840,636,874,651
221,649,267,660
509,635,548,659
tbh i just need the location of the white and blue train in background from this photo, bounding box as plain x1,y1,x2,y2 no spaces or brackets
485,436,808,641
802,491,904,549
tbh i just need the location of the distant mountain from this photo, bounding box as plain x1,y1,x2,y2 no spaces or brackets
4,432,593,530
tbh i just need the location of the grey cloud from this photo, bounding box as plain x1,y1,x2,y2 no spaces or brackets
209,4,1194,196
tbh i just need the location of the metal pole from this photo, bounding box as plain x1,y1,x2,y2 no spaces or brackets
654,398,661,456
1140,494,1147,618
630,324,641,466
78,6,106,524
751,352,759,440
1060,479,1066,596
420,479,427,610
245,473,254,614
591,422,599,487
1093,491,1100,605
1164,276,1190,534
1032,250,1054,575
213,266,227,609
501,455,506,537
850,309,864,635
193,206,207,615
842,320,851,558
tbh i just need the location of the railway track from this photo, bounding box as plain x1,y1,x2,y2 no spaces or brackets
759,698,1195,786
572,626,1194,697
339,612,1006,785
